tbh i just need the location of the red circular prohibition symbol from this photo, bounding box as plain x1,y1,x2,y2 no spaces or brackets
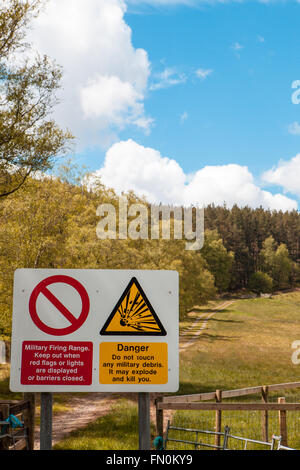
29,275,90,336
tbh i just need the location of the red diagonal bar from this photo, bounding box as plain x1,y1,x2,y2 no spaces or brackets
41,286,78,325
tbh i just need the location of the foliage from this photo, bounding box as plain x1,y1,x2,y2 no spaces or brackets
0,170,300,337
248,271,273,294
204,205,300,289
201,229,234,291
0,173,217,335
0,0,72,197
260,236,293,289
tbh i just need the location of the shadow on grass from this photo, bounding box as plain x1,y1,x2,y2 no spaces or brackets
206,318,244,324
181,310,241,330
168,382,233,396
190,306,236,315
172,383,264,398
189,307,217,314
181,332,239,342
198,333,239,342
53,399,141,450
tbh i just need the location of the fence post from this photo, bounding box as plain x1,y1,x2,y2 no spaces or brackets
261,386,269,442
214,389,222,450
278,397,287,447
138,392,151,450
155,397,164,438
40,392,53,450
0,404,10,450
23,393,36,450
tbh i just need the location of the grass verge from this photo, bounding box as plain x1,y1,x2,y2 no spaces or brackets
53,399,154,450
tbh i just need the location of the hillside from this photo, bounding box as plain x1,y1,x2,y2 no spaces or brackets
179,291,300,395
0,175,300,341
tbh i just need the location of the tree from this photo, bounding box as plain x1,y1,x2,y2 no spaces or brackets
0,168,218,334
201,229,234,292
248,271,273,294
0,0,72,198
272,244,293,289
179,251,216,318
205,204,300,290
260,236,293,289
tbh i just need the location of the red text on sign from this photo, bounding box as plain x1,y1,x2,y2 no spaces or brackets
21,341,93,385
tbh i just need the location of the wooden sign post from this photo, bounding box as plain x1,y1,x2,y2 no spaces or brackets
138,392,151,450
40,393,53,450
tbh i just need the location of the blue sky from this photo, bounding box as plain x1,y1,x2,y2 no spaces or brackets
30,0,300,210
125,1,300,172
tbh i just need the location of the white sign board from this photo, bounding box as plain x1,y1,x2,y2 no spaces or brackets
10,269,179,392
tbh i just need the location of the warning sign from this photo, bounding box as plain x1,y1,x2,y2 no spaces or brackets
21,341,93,385
100,277,166,336
99,342,168,385
10,269,178,392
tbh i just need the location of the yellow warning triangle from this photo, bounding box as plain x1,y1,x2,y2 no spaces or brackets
100,277,166,336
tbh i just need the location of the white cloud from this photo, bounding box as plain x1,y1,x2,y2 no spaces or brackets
180,111,188,123
127,0,198,5
26,1,215,148
150,68,187,91
231,42,244,59
28,0,151,149
195,68,213,80
232,42,243,51
262,154,300,198
128,0,280,6
93,139,186,204
184,164,296,211
288,121,300,136
80,75,143,124
150,66,213,91
127,0,231,5
132,116,155,134
91,139,298,211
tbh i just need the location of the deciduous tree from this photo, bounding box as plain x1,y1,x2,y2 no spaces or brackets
0,0,72,198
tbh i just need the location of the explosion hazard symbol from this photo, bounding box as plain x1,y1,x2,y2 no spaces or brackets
100,277,166,336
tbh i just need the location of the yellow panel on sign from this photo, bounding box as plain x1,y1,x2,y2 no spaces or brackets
99,342,168,385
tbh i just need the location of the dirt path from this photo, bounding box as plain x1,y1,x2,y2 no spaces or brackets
179,300,235,351
34,392,117,449
161,300,235,432
34,300,234,448
34,392,173,448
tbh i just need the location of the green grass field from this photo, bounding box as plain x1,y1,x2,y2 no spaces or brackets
1,291,300,449
179,292,300,395
170,291,300,450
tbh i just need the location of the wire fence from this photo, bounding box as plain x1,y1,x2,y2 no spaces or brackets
156,383,300,450
163,422,294,450
167,409,300,450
